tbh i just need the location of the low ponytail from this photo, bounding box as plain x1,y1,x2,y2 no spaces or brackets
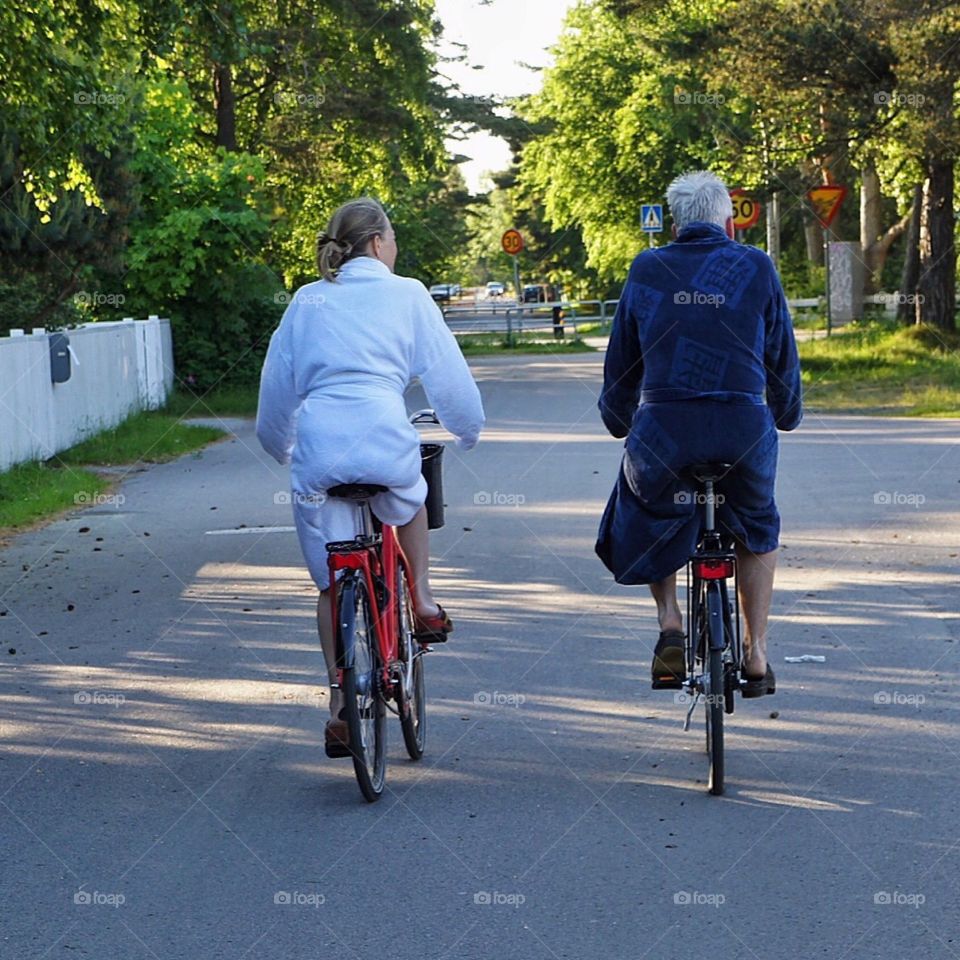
316,198,389,282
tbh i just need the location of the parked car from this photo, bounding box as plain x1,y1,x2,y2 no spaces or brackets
522,283,561,303
486,281,506,298
429,283,454,302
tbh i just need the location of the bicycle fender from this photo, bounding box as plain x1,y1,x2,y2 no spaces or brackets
706,582,726,652
336,576,358,671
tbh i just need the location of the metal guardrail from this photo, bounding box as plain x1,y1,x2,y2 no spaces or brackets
443,291,922,339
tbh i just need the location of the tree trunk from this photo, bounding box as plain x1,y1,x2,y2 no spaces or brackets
804,218,823,266
897,182,922,325
860,164,882,293
213,62,238,151
766,191,781,269
915,159,956,330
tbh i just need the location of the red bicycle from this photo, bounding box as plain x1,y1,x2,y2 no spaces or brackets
325,410,441,802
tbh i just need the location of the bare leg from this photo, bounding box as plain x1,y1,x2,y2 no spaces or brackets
649,571,683,634
396,505,440,619
736,546,777,677
316,590,344,719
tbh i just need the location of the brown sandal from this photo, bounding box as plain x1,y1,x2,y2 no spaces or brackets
324,715,351,758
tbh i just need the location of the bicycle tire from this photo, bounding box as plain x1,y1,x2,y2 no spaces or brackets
339,575,387,802
704,582,725,796
396,565,426,760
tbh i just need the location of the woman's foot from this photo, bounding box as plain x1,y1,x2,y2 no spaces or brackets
413,603,453,640
324,712,350,758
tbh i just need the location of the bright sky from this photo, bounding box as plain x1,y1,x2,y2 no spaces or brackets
433,0,578,193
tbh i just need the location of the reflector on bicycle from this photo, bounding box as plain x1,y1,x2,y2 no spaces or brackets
693,558,734,580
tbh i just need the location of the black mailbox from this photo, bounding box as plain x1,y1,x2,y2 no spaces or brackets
49,333,71,383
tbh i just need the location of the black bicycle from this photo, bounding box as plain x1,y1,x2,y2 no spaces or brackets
680,462,743,796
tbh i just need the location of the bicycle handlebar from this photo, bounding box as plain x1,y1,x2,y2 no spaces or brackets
409,408,440,425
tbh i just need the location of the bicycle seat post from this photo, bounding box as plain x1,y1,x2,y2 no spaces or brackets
703,478,716,533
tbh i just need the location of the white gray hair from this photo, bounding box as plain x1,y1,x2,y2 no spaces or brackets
666,170,733,231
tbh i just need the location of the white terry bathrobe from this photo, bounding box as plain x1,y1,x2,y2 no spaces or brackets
256,256,485,589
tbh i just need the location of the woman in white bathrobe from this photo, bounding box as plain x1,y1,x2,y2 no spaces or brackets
256,198,485,751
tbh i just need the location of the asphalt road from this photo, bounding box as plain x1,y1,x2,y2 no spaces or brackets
1,352,958,958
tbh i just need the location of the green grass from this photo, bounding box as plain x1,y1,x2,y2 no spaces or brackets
0,409,226,536
456,334,595,356
799,321,960,416
57,411,225,465
0,461,109,532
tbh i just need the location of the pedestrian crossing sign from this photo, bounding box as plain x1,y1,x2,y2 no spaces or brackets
641,204,663,233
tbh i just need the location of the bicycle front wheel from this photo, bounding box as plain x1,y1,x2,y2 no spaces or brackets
396,565,426,760
703,582,725,796
339,575,387,802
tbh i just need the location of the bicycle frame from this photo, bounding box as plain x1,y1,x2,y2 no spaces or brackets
683,475,742,697
327,511,413,698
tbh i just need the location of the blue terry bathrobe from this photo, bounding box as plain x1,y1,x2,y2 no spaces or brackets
595,222,803,585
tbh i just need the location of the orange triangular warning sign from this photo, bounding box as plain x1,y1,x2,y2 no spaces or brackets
807,185,847,228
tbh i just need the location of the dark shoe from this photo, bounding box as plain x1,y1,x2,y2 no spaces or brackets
413,603,453,642
325,714,351,758
651,630,686,689
741,663,776,699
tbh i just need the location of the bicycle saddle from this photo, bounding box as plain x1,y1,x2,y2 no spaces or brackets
326,483,389,501
689,462,734,483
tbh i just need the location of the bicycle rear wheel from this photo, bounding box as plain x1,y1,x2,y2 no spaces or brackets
703,582,725,796
396,565,426,759
338,575,387,802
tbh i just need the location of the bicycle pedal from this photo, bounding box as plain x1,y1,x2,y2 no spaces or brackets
413,632,448,644
651,676,684,690
325,742,352,759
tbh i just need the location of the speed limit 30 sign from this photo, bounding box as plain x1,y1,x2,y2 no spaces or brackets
729,189,761,230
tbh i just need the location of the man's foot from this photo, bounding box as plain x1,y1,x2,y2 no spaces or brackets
651,630,685,689
325,714,351,758
741,663,776,698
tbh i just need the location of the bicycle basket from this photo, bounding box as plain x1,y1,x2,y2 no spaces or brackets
420,442,445,530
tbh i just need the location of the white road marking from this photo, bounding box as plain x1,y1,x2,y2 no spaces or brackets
205,526,296,536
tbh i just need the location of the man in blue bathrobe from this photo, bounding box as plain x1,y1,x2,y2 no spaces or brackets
595,170,802,697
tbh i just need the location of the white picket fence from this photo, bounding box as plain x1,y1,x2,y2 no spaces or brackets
0,316,174,473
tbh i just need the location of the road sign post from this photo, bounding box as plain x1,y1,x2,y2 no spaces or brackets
807,186,847,337
641,204,663,248
501,229,525,345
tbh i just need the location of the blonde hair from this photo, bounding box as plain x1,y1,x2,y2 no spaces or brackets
317,197,390,281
